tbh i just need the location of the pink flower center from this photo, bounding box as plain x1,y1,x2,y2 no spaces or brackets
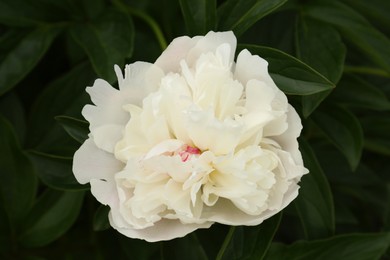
178,145,201,162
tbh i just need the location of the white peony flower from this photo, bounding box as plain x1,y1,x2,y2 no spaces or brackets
73,31,309,242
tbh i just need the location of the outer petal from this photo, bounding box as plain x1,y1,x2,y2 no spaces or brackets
201,182,299,226
90,178,118,206
273,105,304,165
108,216,213,242
83,63,164,153
235,49,274,88
115,62,165,103
72,138,123,184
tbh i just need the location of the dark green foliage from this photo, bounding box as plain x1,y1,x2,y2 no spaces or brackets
0,0,389,259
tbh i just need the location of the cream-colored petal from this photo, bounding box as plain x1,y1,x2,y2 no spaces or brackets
72,138,123,184
108,217,213,242
187,109,242,155
187,31,236,68
235,49,273,88
155,36,200,73
92,124,124,153
272,105,305,165
116,62,165,105
90,178,118,206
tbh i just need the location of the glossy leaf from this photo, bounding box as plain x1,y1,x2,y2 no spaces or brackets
70,8,134,83
27,150,87,191
0,116,37,226
220,213,282,260
360,115,390,156
266,232,390,260
19,189,85,248
312,105,363,170
295,16,346,117
218,0,288,36
294,140,335,239
342,0,390,35
0,27,59,96
333,75,390,111
305,0,390,74
240,45,335,95
179,0,216,35
56,116,89,144
27,62,95,155
295,16,345,84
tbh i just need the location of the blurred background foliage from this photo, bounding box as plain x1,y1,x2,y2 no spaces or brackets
0,0,390,259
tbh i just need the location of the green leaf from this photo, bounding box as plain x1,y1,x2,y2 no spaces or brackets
301,92,331,118
0,27,59,96
295,16,346,84
217,0,288,36
70,8,134,83
0,115,37,226
305,0,390,74
56,116,89,144
333,75,390,111
19,189,85,248
295,16,346,117
240,45,335,95
312,105,363,171
93,205,111,231
266,232,390,260
179,0,216,35
220,213,282,260
27,151,87,191
294,140,335,239
341,0,390,36
27,62,95,156
360,115,390,156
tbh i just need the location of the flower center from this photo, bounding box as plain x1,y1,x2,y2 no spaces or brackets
178,145,201,162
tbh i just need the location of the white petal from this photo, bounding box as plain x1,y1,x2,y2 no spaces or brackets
187,31,236,68
245,79,275,112
90,178,118,206
118,62,165,104
235,49,273,88
155,36,200,73
92,124,124,153
109,217,213,242
187,109,242,155
144,139,184,159
72,138,123,184
272,105,304,165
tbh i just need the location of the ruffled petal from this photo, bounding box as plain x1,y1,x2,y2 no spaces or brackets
187,31,236,68
109,216,213,242
155,36,200,73
273,105,305,165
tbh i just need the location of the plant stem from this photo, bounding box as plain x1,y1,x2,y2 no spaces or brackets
344,66,390,78
112,0,168,51
215,226,236,260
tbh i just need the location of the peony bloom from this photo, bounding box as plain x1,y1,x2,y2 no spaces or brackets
73,31,309,242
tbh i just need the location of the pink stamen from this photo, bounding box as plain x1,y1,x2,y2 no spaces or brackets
179,145,201,162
